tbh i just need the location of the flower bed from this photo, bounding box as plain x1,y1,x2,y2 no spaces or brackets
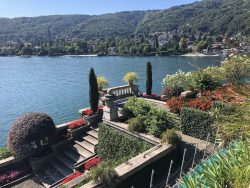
82,106,104,117
0,164,31,186
166,96,212,114
84,156,101,171
62,171,82,184
68,119,87,129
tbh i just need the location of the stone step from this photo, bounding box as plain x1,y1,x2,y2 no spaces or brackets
75,140,95,153
87,130,98,139
56,153,75,170
72,144,93,158
43,164,64,183
91,127,99,132
63,147,85,163
49,158,74,177
84,135,98,146
36,171,54,188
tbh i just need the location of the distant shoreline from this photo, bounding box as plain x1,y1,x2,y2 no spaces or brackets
181,53,220,57
0,53,222,58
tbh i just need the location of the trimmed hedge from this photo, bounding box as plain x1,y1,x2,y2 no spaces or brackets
98,123,151,161
180,107,215,141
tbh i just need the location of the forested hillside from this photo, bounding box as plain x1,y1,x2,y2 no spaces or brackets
0,0,249,45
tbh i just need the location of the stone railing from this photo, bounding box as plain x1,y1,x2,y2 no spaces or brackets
107,85,139,98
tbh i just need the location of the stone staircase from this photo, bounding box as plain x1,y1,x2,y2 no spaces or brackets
34,127,99,188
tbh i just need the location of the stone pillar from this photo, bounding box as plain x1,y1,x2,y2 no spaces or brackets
102,94,119,121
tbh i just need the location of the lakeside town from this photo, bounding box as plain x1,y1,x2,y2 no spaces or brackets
0,32,249,57
0,0,250,187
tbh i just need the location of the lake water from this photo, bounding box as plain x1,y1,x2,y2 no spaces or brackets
0,56,221,146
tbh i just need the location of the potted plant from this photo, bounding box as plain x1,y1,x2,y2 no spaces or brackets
97,76,109,91
123,72,138,86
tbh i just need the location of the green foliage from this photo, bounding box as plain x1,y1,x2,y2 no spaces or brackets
0,0,248,47
180,141,250,188
122,97,152,118
97,76,109,90
89,68,99,112
123,97,179,137
180,107,215,141
136,0,249,35
123,72,138,85
189,70,218,91
0,147,12,160
98,123,151,162
222,55,250,85
90,161,119,187
146,62,152,95
162,70,191,91
211,101,237,116
160,129,181,145
145,108,177,137
127,116,147,133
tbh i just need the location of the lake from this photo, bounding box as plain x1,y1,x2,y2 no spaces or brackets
0,56,221,146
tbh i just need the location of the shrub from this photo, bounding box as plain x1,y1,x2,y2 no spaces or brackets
97,76,109,91
161,129,181,145
190,71,218,91
68,119,87,129
84,157,101,171
89,68,99,113
186,97,212,111
145,108,176,137
98,123,151,161
123,72,138,86
222,55,250,85
180,107,215,141
62,172,82,184
146,62,152,95
162,70,190,91
127,116,147,133
212,101,236,115
0,148,12,160
90,161,119,186
166,97,183,114
7,113,56,157
122,97,152,118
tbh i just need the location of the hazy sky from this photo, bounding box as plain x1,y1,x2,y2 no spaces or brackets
0,0,197,18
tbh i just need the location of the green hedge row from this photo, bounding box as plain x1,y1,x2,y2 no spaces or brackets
97,123,152,162
180,107,215,141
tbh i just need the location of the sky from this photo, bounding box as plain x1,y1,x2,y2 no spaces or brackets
0,0,197,18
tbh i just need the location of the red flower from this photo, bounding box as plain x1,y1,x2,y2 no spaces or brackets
82,107,104,117
68,119,86,129
84,157,101,171
186,98,212,111
82,109,95,116
143,93,158,99
62,171,82,184
166,97,183,114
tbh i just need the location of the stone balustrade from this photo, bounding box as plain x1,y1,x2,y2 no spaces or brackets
107,85,139,98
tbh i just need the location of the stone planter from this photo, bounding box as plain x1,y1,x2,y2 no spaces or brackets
83,111,103,125
69,124,91,138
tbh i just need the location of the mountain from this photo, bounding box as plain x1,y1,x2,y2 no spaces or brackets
0,0,249,45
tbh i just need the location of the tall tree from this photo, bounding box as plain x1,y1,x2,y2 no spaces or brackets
89,68,99,112
146,62,152,95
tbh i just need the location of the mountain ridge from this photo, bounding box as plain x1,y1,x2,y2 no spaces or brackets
0,0,249,45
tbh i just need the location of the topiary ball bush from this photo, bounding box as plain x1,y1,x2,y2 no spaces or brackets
7,112,56,158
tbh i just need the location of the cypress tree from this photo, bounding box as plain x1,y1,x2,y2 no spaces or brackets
146,62,152,95
89,68,99,112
